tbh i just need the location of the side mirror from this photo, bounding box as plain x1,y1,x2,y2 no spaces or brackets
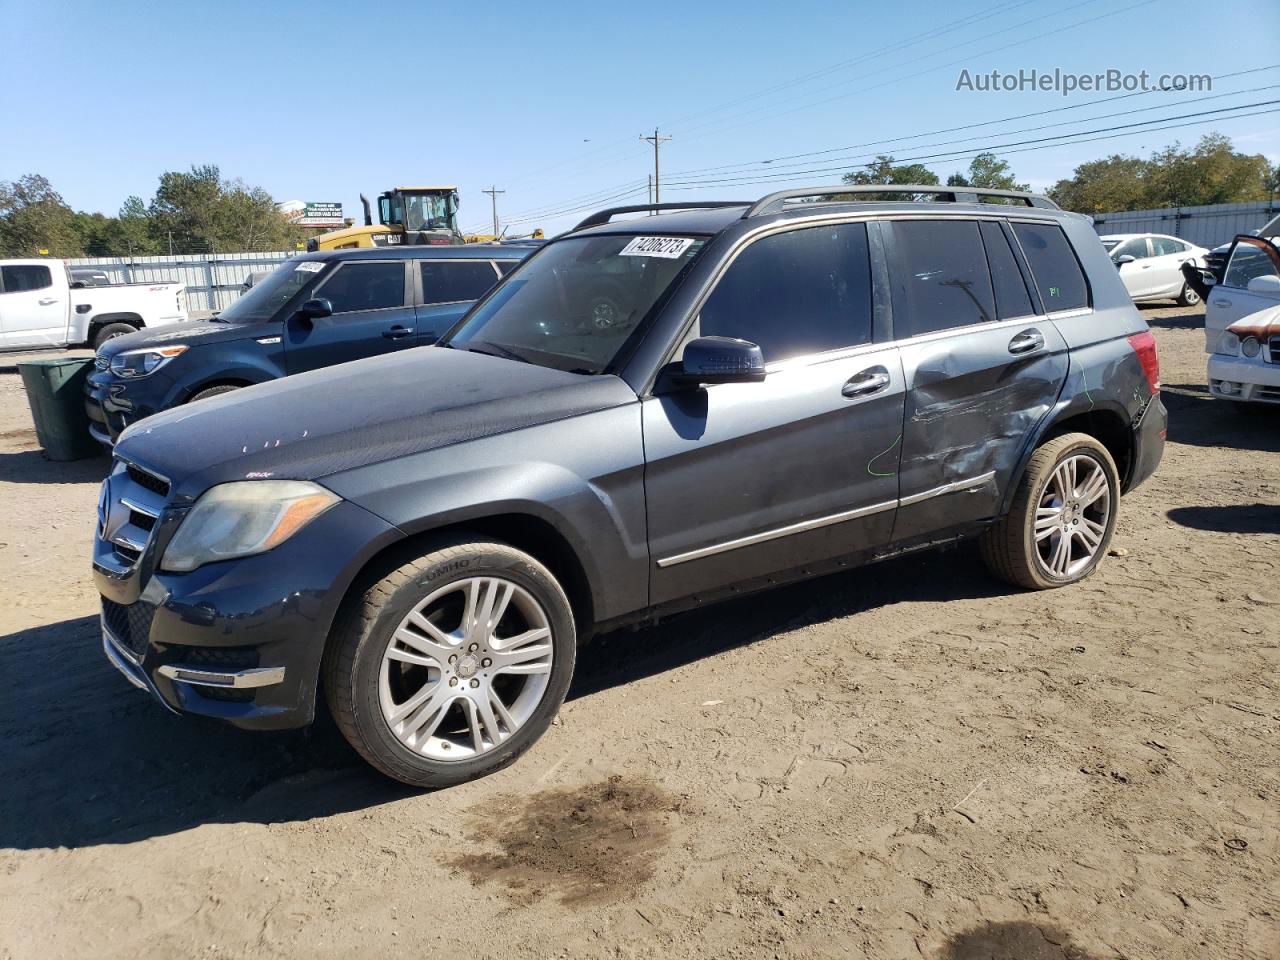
1114,255,1136,266
1246,274,1280,298
673,336,766,386
297,297,333,320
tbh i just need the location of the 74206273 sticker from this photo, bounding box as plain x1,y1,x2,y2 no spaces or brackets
618,236,694,259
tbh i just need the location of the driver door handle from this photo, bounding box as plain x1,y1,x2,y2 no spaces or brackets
38,297,58,305
1008,329,1045,355
1213,299,1232,308
382,325,413,340
841,367,891,398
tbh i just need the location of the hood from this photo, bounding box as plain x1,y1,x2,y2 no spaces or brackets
1226,304,1280,342
114,347,637,502
96,319,262,358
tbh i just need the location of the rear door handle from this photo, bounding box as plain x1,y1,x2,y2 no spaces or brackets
1008,329,1045,355
38,297,58,305
1213,299,1232,308
382,325,413,340
841,367,891,398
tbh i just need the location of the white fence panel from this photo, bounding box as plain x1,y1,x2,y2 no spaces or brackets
1091,201,1277,249
66,250,300,314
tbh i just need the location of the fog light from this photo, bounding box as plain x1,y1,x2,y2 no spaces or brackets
1217,381,1239,396
1241,336,1261,358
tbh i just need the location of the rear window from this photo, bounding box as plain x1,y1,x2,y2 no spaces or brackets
420,260,499,305
1,264,52,293
889,220,996,337
1012,222,1089,312
979,221,1034,320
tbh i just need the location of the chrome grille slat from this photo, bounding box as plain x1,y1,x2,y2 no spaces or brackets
98,456,172,572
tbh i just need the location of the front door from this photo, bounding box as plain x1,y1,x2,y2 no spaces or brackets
642,221,904,604
1204,236,1280,353
284,260,416,374
886,218,1072,541
0,262,64,348
1112,237,1157,300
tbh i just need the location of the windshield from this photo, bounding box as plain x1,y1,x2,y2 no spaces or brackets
217,260,322,323
442,234,707,374
404,194,453,232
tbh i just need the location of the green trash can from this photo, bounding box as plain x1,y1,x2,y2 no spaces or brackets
17,357,104,461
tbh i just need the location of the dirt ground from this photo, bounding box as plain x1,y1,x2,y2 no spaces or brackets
0,308,1276,960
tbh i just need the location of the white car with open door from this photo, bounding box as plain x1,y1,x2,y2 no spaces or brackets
1205,234,1280,405
1101,233,1208,306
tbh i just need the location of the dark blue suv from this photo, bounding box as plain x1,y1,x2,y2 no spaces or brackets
85,245,532,444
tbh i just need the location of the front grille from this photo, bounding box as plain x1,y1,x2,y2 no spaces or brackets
1268,338,1280,365
127,508,156,532
176,647,261,703
126,463,170,498
102,597,157,658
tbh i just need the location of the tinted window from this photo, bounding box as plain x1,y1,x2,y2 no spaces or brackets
1012,222,1089,311
1151,237,1184,256
889,220,996,337
420,261,499,305
1,264,52,293
979,221,1034,319
219,261,318,323
1223,240,1279,289
317,261,405,314
495,260,519,275
699,223,872,361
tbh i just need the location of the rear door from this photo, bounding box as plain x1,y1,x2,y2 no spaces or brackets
642,220,905,604
887,217,1071,542
0,262,66,347
1204,236,1280,353
1149,236,1190,298
284,260,416,373
414,259,504,344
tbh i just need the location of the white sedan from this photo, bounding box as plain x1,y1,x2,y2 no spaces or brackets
1100,233,1208,306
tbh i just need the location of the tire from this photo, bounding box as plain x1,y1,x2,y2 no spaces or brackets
92,322,138,349
1176,282,1200,307
980,433,1119,590
323,538,576,787
189,384,241,403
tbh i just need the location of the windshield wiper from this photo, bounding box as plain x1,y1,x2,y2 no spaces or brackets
462,341,531,365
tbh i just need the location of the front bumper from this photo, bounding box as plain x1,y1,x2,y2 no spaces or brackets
1207,354,1280,404
95,486,403,730
84,368,181,445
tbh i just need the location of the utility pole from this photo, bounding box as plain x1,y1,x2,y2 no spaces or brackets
640,127,672,205
482,185,505,238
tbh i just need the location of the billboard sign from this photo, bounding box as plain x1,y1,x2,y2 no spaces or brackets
289,202,344,227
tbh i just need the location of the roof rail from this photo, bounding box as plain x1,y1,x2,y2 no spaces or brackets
744,185,1059,218
573,201,749,232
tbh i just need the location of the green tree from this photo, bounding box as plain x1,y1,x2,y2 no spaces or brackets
841,154,940,187
0,174,83,257
116,195,161,256
946,152,1029,191
148,164,304,252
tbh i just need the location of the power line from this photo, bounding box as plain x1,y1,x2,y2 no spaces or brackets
481,185,505,237
641,128,673,203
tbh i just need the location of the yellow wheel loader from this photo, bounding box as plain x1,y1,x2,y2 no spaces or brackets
307,187,463,251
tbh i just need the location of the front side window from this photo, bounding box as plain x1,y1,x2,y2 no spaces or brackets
420,261,499,305
0,264,52,293
317,261,405,314
218,261,319,323
890,219,996,337
1012,222,1089,312
443,233,706,375
699,222,872,360
1223,238,1280,290
1111,238,1149,260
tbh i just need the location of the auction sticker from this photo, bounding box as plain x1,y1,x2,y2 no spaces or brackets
619,236,694,258
294,261,324,273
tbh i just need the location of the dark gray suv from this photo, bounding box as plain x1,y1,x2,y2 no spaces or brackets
93,186,1165,787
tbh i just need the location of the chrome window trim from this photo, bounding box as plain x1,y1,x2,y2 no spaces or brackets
655,470,997,568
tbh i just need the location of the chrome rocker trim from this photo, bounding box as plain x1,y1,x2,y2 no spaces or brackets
656,470,997,568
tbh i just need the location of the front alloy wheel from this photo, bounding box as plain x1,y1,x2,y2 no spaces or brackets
325,539,576,787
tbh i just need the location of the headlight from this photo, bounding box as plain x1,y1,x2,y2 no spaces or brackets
1240,336,1261,358
161,480,339,572
110,344,188,378
1214,332,1240,356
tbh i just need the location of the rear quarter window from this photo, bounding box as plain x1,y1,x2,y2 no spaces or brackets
419,260,501,305
1012,222,1089,312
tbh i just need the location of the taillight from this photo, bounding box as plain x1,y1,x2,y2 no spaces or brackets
1127,330,1160,394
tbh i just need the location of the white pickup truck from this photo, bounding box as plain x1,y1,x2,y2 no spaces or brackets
0,258,187,351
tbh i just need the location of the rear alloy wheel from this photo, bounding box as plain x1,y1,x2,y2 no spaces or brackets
325,539,575,787
1176,282,1200,307
981,433,1119,590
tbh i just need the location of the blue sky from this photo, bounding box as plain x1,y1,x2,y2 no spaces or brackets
2,0,1277,236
